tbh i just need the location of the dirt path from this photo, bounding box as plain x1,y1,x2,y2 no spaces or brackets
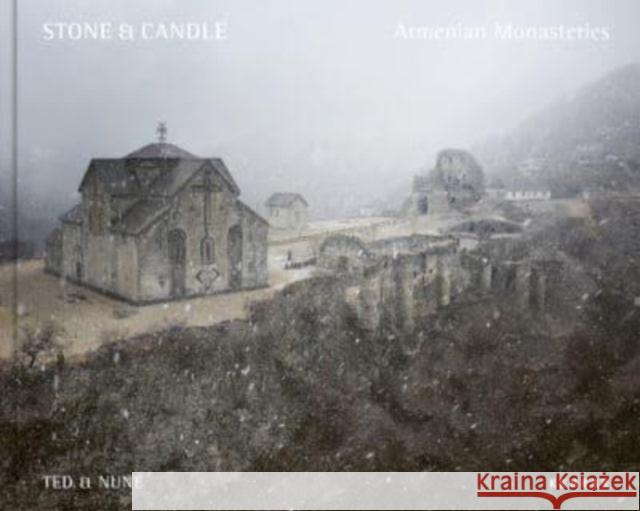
0,260,311,360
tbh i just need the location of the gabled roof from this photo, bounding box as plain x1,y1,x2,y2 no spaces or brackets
78,144,241,197
79,159,142,195
266,192,308,208
210,159,240,196
144,160,210,196
112,195,269,235
238,201,269,227
111,198,172,235
59,203,83,225
68,141,261,236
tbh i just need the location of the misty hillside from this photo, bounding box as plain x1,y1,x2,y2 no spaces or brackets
476,63,640,196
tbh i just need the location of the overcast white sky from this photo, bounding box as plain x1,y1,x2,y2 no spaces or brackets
2,0,640,217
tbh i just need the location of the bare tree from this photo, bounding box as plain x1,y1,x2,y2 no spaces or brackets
18,321,64,368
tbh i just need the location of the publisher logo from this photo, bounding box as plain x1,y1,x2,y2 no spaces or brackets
477,472,638,509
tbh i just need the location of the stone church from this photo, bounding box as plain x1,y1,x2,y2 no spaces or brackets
46,126,269,303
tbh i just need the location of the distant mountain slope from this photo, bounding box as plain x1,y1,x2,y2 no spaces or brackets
475,63,640,196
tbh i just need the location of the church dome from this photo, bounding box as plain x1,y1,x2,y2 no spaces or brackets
125,142,196,159
125,123,197,159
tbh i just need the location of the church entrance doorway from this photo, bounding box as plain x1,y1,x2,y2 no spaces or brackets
227,225,243,290
168,229,187,297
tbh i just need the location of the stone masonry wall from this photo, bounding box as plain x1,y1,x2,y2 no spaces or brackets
320,233,562,333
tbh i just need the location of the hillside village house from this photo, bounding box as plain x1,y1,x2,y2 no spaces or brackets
265,192,309,231
501,177,551,201
45,125,268,303
503,189,552,201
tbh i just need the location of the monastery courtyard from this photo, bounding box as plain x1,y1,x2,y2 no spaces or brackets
0,216,418,360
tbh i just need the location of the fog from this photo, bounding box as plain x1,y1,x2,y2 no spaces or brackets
3,0,640,221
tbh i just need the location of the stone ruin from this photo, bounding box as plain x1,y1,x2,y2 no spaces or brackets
317,232,568,332
411,148,485,216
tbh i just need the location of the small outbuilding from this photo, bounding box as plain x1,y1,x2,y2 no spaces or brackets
265,192,309,231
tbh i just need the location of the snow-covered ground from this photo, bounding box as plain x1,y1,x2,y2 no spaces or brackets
0,258,313,361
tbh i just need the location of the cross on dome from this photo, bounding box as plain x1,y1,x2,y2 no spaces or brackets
156,122,167,143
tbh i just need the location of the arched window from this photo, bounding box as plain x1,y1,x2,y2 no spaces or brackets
201,236,215,265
